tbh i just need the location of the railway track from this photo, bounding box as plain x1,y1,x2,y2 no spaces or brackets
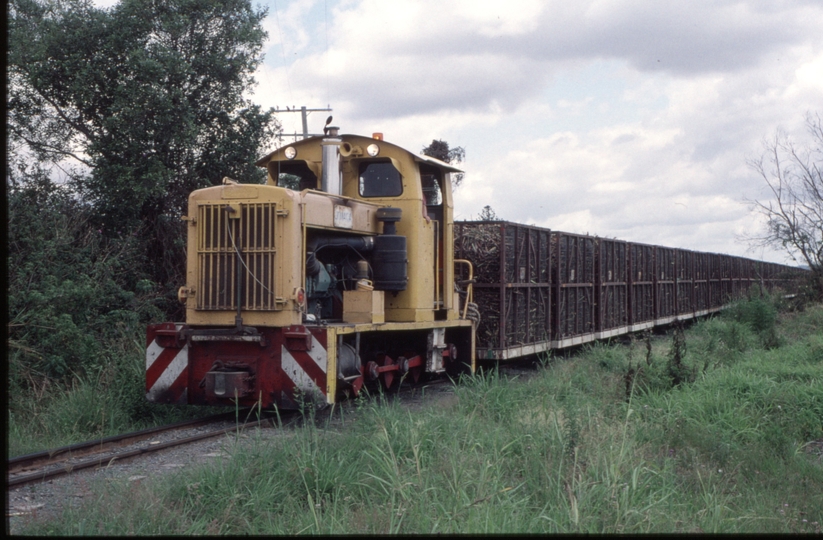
7,377,454,491
7,411,281,489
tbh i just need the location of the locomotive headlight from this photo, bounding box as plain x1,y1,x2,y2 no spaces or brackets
284,146,297,160
366,143,380,157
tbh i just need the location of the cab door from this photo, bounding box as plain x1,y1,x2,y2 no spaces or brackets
420,165,447,314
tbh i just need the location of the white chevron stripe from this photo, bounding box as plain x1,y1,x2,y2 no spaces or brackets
281,346,320,396
307,337,328,371
146,339,163,370
146,323,185,371
147,344,189,401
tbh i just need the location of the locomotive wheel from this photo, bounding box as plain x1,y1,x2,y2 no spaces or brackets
379,354,396,388
367,354,399,389
398,355,423,383
366,360,379,382
442,344,457,364
350,369,365,397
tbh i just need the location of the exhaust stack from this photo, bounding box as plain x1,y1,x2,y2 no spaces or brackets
321,126,342,195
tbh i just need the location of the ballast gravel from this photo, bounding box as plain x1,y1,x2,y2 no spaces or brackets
6,420,287,534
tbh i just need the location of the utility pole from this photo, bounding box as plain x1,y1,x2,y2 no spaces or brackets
273,106,333,139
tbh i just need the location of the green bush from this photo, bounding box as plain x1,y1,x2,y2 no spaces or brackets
6,177,197,455
8,177,164,385
723,296,783,349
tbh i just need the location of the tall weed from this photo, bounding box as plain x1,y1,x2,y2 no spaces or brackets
8,328,205,456
16,305,823,535
724,296,783,349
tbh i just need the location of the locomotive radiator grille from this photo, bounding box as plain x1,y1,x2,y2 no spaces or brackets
196,202,278,311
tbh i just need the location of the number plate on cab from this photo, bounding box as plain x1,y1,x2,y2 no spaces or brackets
334,205,353,229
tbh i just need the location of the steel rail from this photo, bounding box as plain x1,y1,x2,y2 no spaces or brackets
8,411,275,488
8,412,242,472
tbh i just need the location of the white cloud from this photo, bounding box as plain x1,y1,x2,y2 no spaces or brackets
261,0,318,56
191,0,823,263
86,0,823,264
451,0,544,37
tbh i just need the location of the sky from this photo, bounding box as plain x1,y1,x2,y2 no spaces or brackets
101,0,823,265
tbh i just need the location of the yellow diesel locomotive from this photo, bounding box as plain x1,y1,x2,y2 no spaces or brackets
146,128,475,408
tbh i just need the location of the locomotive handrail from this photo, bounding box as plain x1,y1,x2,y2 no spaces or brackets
454,259,474,319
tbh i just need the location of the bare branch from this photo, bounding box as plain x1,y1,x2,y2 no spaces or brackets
747,113,823,276
13,131,93,168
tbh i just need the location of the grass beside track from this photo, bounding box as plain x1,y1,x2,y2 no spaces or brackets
16,299,823,534
7,335,225,458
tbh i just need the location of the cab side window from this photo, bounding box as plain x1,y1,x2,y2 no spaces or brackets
359,160,403,197
420,170,442,206
272,161,317,190
420,164,444,223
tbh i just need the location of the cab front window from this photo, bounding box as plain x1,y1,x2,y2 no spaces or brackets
359,160,403,197
271,161,317,190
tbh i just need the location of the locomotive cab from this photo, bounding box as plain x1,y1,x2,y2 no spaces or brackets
258,129,464,324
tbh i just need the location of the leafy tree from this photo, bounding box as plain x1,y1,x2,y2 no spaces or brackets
747,113,823,296
8,0,279,313
478,205,498,221
7,173,163,383
422,139,466,188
